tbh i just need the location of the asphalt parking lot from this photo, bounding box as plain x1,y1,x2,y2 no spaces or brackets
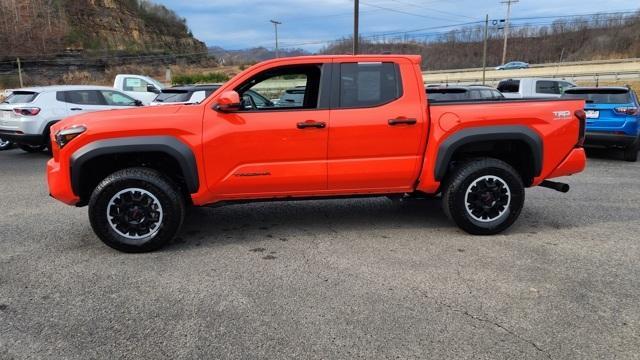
0,147,639,359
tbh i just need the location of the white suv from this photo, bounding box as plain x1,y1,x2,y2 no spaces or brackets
0,85,141,152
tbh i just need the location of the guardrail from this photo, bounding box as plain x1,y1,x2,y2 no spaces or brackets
424,58,640,75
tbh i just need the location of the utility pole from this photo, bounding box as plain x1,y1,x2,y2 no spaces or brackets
500,0,518,65
16,57,23,88
353,0,360,55
482,14,489,85
270,20,282,58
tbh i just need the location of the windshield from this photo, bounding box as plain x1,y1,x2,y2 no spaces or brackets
154,90,192,103
563,90,632,104
4,91,38,104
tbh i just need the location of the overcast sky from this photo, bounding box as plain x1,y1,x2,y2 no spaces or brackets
153,0,638,51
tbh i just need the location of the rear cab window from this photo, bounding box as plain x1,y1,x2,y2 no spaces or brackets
4,91,39,104
536,80,562,95
338,62,402,108
497,80,520,93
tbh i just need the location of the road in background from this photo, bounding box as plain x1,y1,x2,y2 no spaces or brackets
1,148,639,359
423,58,640,85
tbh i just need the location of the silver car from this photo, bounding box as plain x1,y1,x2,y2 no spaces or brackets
0,85,141,152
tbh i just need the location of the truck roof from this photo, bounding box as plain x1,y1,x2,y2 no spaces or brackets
255,54,423,65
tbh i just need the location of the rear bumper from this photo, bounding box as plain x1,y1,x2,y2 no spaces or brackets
0,130,46,145
546,148,587,179
47,158,80,206
585,132,638,148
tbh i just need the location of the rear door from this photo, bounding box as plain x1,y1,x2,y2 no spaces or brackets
327,59,425,192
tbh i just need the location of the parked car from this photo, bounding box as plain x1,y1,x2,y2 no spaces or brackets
47,55,586,252
0,86,142,153
497,78,576,99
0,137,13,151
276,85,306,107
496,61,530,70
562,87,639,162
151,85,221,106
426,86,504,102
114,74,164,105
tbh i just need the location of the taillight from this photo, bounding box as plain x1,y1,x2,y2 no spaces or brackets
575,109,586,147
13,107,41,116
613,107,638,116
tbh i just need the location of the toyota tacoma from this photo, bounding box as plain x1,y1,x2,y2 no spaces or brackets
47,55,587,252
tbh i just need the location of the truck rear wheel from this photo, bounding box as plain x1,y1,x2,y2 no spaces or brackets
442,158,524,235
88,167,185,253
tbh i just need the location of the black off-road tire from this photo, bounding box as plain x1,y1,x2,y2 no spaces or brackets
88,167,185,253
18,144,46,153
623,139,639,162
442,158,525,235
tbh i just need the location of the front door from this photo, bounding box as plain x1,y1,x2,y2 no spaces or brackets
327,60,426,192
203,63,331,200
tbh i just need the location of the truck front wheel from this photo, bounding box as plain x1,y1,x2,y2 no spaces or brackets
442,158,525,235
88,167,185,253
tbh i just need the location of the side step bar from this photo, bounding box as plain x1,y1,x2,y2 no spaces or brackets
539,180,570,193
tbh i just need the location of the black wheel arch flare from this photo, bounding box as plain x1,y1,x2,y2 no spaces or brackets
69,136,199,196
434,125,543,182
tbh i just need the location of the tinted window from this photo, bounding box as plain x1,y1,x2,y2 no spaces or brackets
155,90,192,103
536,81,562,95
497,80,520,93
339,63,402,108
563,90,632,104
101,90,137,106
236,64,321,110
5,91,38,104
426,89,468,102
491,90,504,99
60,90,104,105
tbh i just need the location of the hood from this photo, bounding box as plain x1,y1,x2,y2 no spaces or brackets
55,104,184,130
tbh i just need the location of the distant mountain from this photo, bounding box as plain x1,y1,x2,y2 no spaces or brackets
208,46,309,65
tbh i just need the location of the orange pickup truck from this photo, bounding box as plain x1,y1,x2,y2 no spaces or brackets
47,55,587,252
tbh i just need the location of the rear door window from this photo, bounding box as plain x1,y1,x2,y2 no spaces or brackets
59,90,105,105
339,62,402,108
5,91,38,104
536,81,561,95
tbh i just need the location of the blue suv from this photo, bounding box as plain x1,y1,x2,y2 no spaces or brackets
563,87,640,162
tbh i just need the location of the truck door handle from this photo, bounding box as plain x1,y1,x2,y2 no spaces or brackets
388,118,417,126
70,108,83,111
297,121,326,129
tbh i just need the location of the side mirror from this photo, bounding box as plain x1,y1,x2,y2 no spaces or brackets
134,99,144,107
214,90,241,112
147,84,160,94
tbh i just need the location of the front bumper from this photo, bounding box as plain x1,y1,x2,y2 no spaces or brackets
585,132,638,148
0,130,46,145
47,157,80,206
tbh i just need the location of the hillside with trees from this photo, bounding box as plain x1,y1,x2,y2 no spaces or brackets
0,0,206,58
321,11,640,70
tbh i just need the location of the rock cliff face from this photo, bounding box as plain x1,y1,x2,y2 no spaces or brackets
0,0,206,57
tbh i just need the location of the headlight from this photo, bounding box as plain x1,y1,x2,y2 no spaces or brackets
55,125,86,148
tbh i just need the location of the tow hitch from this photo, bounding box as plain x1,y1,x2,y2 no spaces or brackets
539,180,570,193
